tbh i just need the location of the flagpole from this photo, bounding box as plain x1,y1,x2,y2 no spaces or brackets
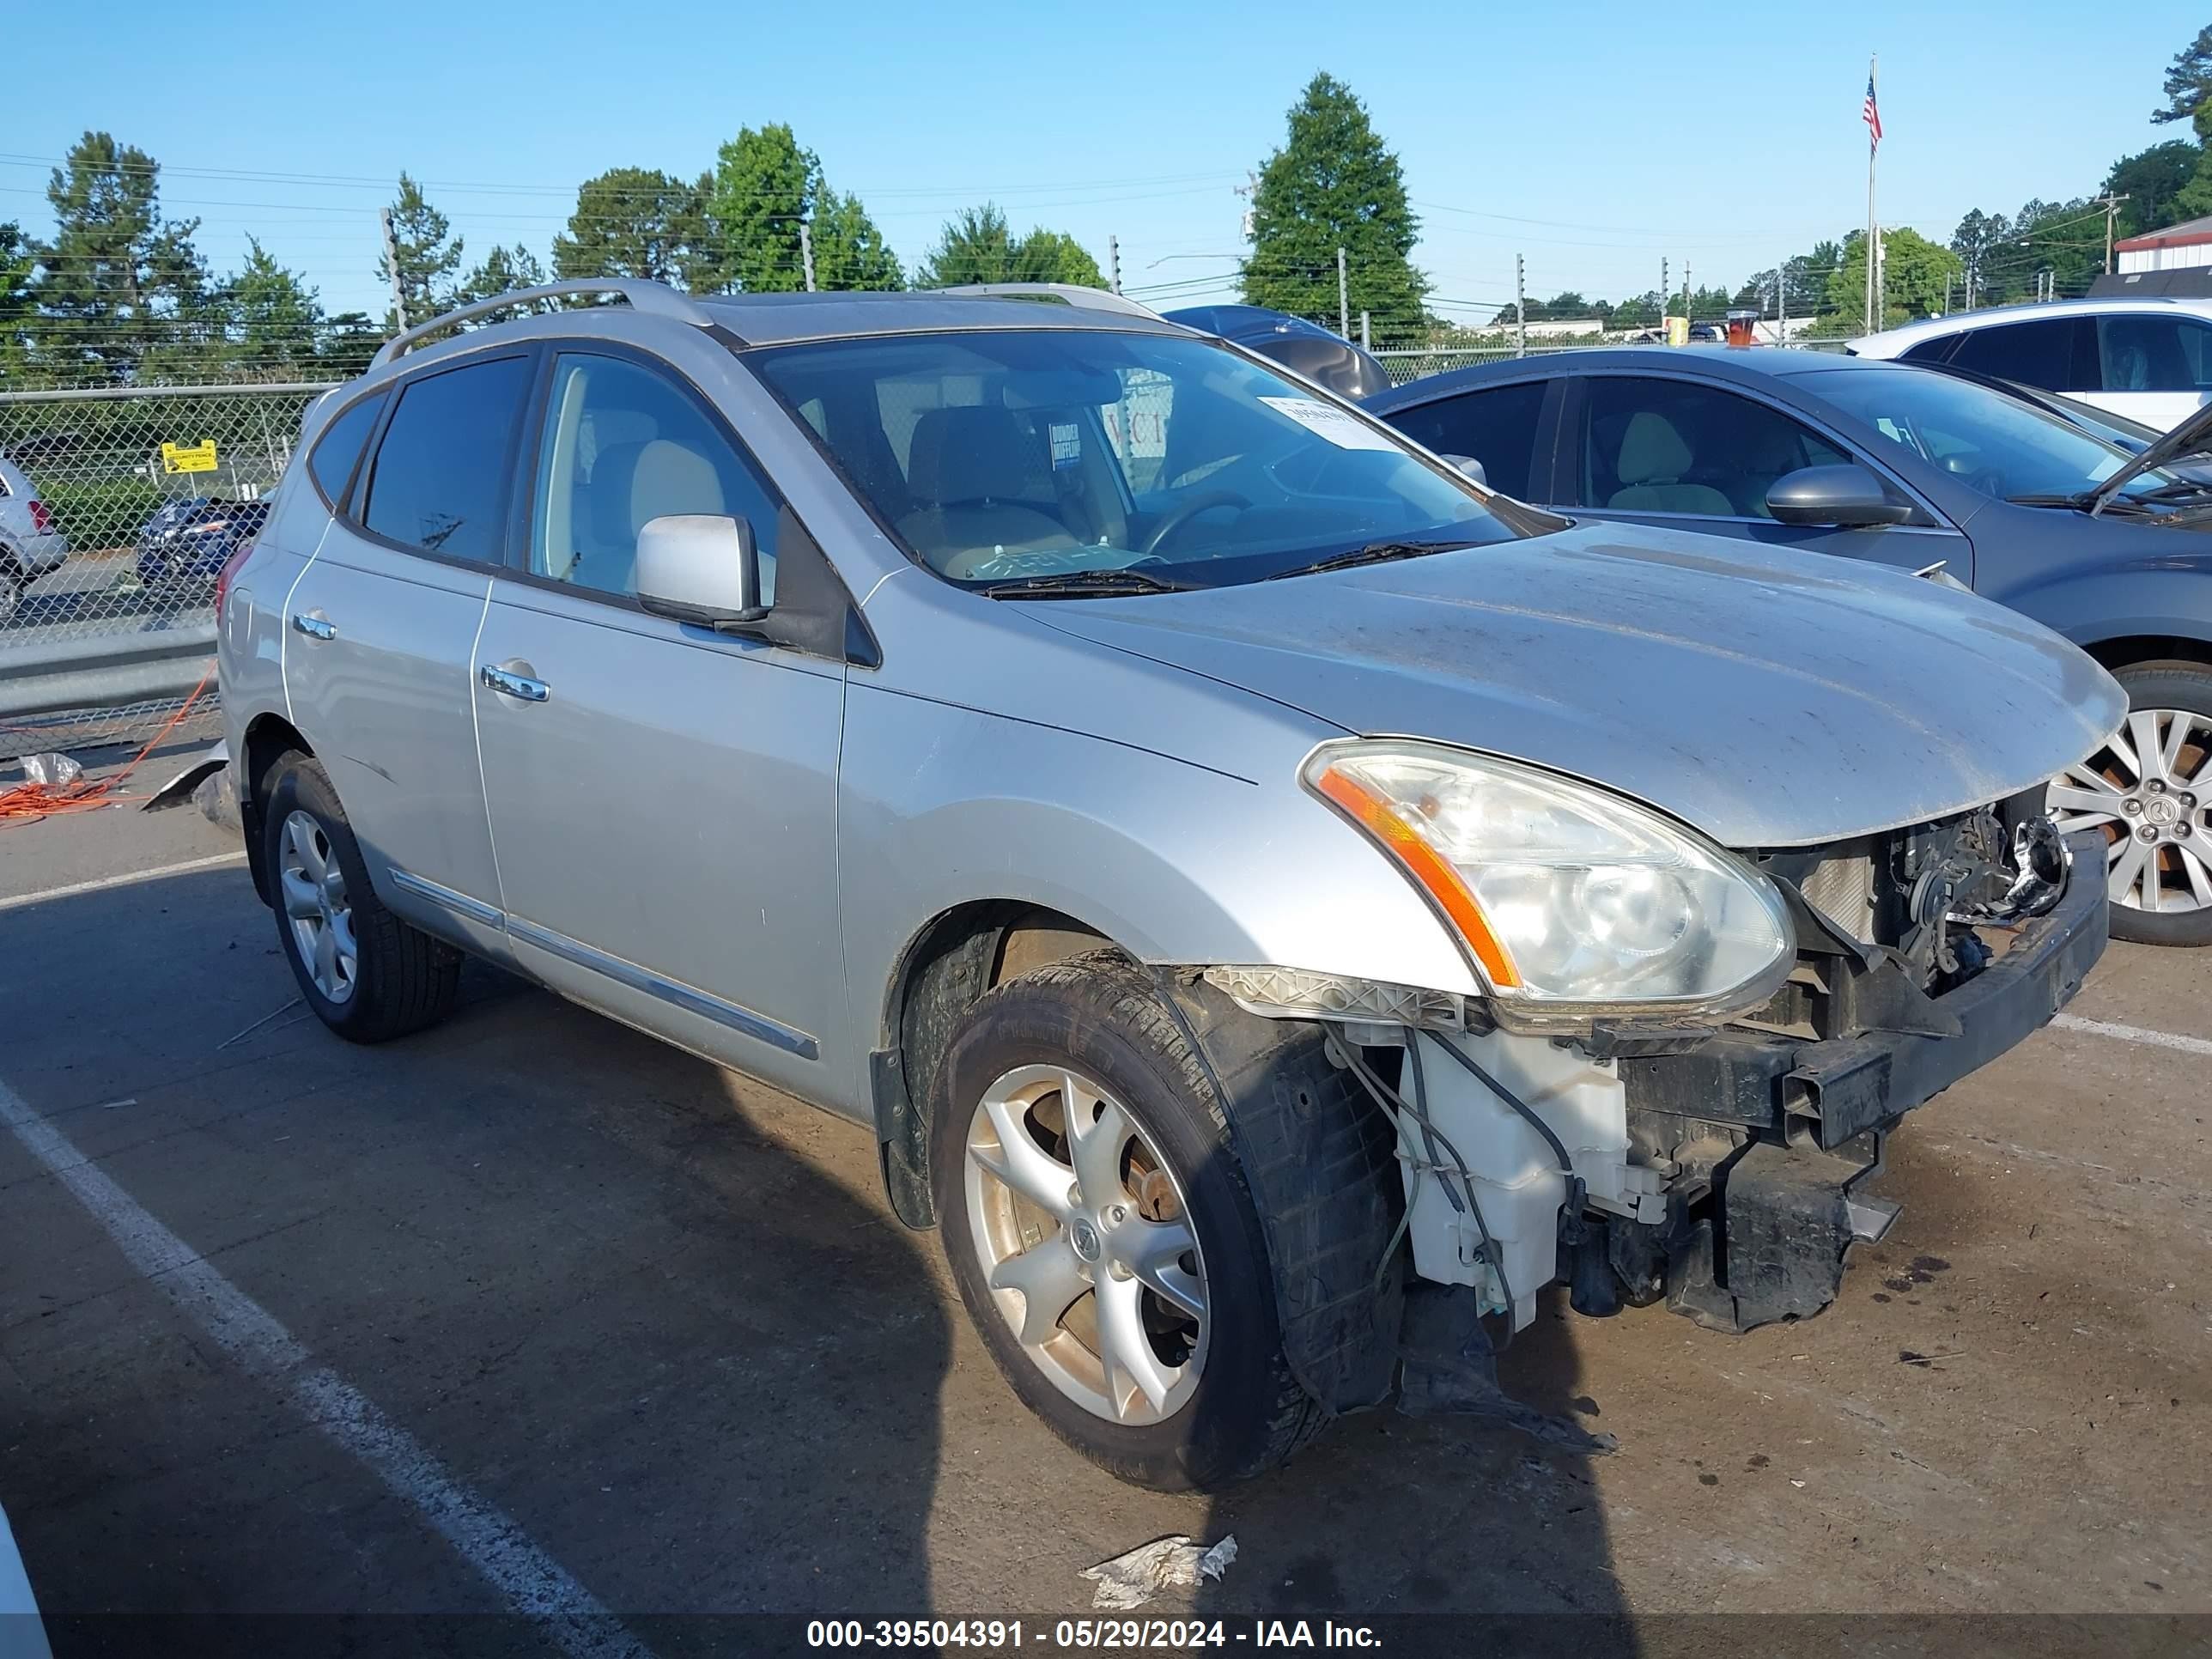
1865,52,1878,333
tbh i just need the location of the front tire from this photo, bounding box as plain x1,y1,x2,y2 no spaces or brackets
930,951,1324,1490
262,754,463,1041
2051,663,2212,946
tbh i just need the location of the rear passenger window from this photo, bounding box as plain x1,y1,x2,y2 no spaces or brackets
1387,381,1547,500
362,356,533,561
1947,321,2075,391
306,392,386,507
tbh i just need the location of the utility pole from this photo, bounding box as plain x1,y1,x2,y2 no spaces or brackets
1683,260,1692,320
2100,193,2130,273
1661,258,1668,324
1943,272,1952,315
1360,310,1370,350
1336,246,1349,338
1777,258,1786,342
380,206,409,331
799,223,816,292
1108,234,1121,295
1515,254,1528,357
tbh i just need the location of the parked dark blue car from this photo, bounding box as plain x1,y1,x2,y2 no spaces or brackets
1366,348,2212,945
135,495,270,591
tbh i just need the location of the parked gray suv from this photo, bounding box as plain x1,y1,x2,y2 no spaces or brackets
218,281,2121,1489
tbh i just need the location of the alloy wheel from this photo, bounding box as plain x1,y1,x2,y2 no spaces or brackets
278,810,359,1004
2050,707,2212,915
963,1064,1208,1426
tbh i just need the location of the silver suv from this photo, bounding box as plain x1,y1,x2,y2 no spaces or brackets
0,450,70,623
219,281,2120,1489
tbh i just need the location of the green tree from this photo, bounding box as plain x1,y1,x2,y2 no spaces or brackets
1948,208,2014,303
453,243,547,307
2001,198,2105,301
2153,25,2212,134
708,124,817,293
319,312,384,379
0,222,35,379
1824,227,1962,328
913,205,1103,288
551,167,709,287
810,185,902,289
227,237,324,371
2106,141,2203,234
1242,73,1426,332
378,173,464,329
32,131,212,381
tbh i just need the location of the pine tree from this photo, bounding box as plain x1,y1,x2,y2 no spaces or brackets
33,131,212,381
378,173,464,330
1243,75,1426,335
552,168,706,287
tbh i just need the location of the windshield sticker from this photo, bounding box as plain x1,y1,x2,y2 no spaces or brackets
1259,395,1402,452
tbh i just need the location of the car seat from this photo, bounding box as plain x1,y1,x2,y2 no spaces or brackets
897,406,1077,574
1606,412,1735,515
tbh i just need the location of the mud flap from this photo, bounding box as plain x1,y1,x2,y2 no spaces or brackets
1667,1139,1883,1333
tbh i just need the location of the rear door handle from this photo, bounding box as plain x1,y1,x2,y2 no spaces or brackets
291,611,336,641
480,663,550,703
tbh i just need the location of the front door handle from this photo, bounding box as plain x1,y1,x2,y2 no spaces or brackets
480,662,550,703
291,611,336,641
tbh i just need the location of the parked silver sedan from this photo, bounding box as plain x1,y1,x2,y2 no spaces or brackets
219,282,2122,1490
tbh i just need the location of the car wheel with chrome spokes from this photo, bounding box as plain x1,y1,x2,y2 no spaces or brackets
2049,665,2212,946
931,951,1326,1490
260,753,465,1040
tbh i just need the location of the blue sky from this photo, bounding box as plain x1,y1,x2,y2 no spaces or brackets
6,0,2202,322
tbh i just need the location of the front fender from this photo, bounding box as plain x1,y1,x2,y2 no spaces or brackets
835,680,1480,1104
2001,559,2212,666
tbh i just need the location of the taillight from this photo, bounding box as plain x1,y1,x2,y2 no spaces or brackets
27,499,51,535
215,539,254,615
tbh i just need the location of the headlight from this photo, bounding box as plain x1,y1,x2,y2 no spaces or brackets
1303,738,1792,1028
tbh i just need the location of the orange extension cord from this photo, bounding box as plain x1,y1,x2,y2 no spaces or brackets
0,662,216,827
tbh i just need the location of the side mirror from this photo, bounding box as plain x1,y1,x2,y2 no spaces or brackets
1765,464,1913,528
635,514,769,629
1441,453,1488,488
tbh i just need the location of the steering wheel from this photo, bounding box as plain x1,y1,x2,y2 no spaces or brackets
1139,489,1250,558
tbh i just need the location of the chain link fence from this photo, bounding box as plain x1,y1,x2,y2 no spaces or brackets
0,382,333,752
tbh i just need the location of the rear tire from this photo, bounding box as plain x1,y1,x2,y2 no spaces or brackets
930,950,1328,1491
262,753,463,1041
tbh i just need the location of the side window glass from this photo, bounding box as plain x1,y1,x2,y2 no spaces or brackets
307,391,386,507
532,354,780,603
1388,381,1547,500
1580,378,1847,519
1948,320,2071,390
362,357,532,560
1898,335,1957,364
2096,314,2212,393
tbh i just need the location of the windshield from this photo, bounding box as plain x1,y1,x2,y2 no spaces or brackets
747,328,1525,588
1803,366,2181,504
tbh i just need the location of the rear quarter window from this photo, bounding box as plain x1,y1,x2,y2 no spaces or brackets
306,392,387,508
1385,381,1547,500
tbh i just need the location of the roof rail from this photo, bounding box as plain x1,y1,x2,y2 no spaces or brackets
370,280,717,368
933,283,1167,322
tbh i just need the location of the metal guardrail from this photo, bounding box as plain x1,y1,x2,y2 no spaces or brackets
0,623,216,722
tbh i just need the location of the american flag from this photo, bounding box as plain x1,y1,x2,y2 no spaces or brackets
1863,74,1883,146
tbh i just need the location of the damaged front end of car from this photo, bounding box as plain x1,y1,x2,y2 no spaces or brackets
1198,786,2106,1358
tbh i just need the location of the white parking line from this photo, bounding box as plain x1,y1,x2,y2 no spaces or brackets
2051,1012,2212,1059
0,1074,654,1659
0,852,247,915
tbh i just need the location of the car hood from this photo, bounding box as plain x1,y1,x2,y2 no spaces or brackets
1029,522,2126,848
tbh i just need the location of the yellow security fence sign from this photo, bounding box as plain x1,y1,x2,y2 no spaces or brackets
160,439,219,475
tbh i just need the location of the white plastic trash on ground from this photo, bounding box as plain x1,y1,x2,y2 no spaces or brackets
1080,1534,1237,1610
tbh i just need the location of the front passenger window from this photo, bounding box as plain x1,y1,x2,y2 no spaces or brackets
532,354,779,602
